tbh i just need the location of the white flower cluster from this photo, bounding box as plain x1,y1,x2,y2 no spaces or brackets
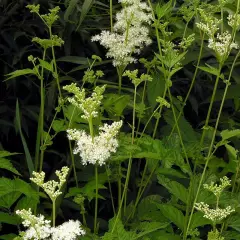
194,202,235,222
30,166,69,201
16,209,51,239
92,0,152,66
67,121,123,165
51,220,85,240
16,209,85,240
208,31,239,58
196,10,221,37
63,83,106,120
228,14,240,30
203,176,231,198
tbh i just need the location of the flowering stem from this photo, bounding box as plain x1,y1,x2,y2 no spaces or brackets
94,164,99,234
169,31,205,138
185,51,240,238
200,63,223,147
52,199,56,227
110,0,113,32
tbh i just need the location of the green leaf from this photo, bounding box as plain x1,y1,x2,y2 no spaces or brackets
5,69,37,80
102,218,136,240
0,178,38,209
197,64,224,79
147,72,165,110
221,129,240,141
155,1,172,19
157,175,188,203
15,100,34,177
52,119,67,132
0,234,18,240
0,151,19,158
64,0,79,21
190,212,212,229
76,0,95,30
103,94,130,117
0,158,21,175
38,59,53,72
155,203,185,231
0,212,19,225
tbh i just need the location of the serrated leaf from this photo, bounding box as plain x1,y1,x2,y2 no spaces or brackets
190,212,212,229
155,1,172,19
0,158,21,175
0,212,19,225
221,129,240,141
0,234,18,240
155,203,185,231
5,69,37,80
197,64,224,79
38,59,53,72
52,119,67,132
0,151,19,158
157,175,188,203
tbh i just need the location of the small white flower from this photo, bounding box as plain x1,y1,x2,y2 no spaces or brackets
51,220,85,240
67,121,122,165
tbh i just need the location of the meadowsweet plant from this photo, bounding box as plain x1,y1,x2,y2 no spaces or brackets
194,177,235,239
16,208,85,240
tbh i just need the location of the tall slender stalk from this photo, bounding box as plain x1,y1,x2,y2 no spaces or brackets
184,50,240,238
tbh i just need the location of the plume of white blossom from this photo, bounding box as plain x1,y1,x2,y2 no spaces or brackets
67,121,123,165
16,208,52,240
208,31,238,60
91,0,152,66
194,202,234,222
16,209,85,240
51,220,85,240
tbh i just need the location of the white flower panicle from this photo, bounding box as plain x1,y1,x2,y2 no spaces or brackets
91,0,152,66
16,209,52,240
194,202,235,222
196,10,221,37
228,14,240,30
51,220,85,240
67,121,123,166
30,166,69,201
208,32,238,58
16,209,85,240
63,83,106,120
203,176,231,198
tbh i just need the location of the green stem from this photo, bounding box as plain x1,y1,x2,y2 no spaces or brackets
200,63,223,147
118,163,122,210
110,0,113,32
52,200,56,227
39,50,46,172
106,165,116,215
167,84,190,168
94,165,98,234
112,85,137,232
184,61,236,238
169,32,205,138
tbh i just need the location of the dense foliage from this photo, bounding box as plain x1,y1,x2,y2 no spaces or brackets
1,0,240,239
